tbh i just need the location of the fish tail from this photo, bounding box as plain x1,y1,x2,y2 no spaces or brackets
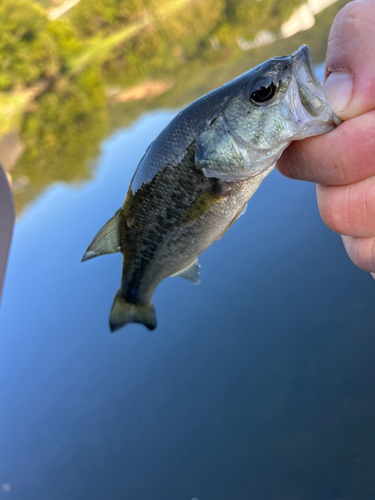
109,290,157,332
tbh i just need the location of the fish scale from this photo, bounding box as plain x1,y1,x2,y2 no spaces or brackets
82,45,340,332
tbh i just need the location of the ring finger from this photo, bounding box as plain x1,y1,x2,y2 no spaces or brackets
316,175,375,237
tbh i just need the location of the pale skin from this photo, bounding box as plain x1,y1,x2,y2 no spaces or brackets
277,0,375,279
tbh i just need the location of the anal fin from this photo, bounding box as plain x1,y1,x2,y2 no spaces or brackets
82,209,122,262
240,202,247,217
171,258,200,284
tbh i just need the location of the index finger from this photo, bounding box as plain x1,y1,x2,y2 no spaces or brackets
277,110,375,185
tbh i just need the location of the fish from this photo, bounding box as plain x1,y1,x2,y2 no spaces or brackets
82,45,340,332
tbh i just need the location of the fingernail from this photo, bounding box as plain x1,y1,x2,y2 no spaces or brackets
323,72,353,117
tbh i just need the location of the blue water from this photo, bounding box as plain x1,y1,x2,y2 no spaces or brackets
1,66,375,500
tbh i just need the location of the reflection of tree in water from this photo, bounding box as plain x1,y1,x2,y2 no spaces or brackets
7,0,348,213
0,0,81,90
101,0,226,88
13,66,108,212
100,0,305,88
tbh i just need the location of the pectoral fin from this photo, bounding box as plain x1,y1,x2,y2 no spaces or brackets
180,180,225,226
171,258,200,284
82,209,122,262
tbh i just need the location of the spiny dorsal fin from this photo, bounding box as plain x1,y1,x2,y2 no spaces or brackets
179,180,225,226
110,290,156,332
171,258,200,284
82,209,122,262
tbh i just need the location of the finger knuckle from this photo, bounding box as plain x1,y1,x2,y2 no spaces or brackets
334,0,372,30
319,180,375,236
358,179,375,222
326,1,375,74
328,4,356,49
318,186,347,234
350,237,375,272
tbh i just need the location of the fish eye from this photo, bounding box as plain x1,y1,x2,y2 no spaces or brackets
250,82,277,104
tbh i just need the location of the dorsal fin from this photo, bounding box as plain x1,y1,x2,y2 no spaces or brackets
82,209,122,262
171,258,200,284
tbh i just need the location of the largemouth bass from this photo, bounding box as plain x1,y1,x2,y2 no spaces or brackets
82,45,340,332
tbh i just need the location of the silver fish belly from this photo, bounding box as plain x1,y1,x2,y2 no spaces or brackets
82,45,340,332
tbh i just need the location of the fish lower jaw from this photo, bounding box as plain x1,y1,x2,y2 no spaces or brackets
293,118,337,140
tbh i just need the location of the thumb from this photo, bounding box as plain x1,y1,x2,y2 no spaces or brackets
323,0,375,120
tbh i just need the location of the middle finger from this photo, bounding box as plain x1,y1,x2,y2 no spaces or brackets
317,175,375,237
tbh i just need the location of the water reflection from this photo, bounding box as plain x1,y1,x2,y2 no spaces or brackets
0,0,349,214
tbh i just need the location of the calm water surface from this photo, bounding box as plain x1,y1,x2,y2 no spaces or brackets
1,47,375,500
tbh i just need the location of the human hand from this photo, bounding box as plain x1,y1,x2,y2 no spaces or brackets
277,0,375,279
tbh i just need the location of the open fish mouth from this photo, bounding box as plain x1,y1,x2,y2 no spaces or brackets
289,45,341,131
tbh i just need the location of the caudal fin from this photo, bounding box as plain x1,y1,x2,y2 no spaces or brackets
109,290,157,332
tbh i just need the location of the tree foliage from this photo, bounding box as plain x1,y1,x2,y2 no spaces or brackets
215,0,304,43
70,0,153,38
0,0,55,89
101,0,225,87
16,66,107,186
0,0,81,90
